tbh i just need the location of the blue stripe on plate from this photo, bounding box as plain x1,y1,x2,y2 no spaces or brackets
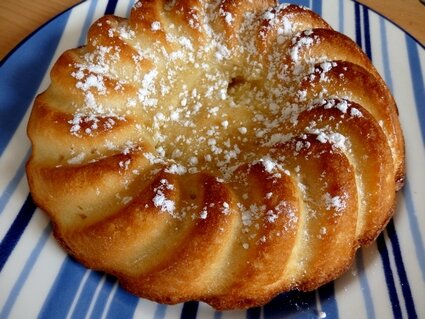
286,0,310,8
154,304,168,319
263,291,317,318
0,194,36,272
105,286,139,319
362,6,372,59
317,283,338,319
70,271,104,318
78,0,99,46
180,301,199,319
38,257,88,318
89,275,117,318
311,0,322,16
406,34,425,146
379,18,394,91
354,3,362,48
403,181,425,281
0,223,51,319
386,220,418,318
0,10,71,156
105,0,119,14
338,0,344,33
247,306,261,319
355,250,375,319
0,149,30,216
214,310,223,319
126,0,136,17
376,233,402,318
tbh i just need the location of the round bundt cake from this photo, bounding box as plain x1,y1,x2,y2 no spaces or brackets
26,0,405,310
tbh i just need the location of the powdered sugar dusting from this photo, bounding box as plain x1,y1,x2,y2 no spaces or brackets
60,2,368,244
153,179,176,216
324,193,346,213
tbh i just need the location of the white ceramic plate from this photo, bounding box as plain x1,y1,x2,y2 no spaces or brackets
1,0,424,318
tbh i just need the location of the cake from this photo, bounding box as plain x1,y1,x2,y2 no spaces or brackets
26,0,405,310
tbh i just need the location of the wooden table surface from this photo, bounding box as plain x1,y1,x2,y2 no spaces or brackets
0,0,424,60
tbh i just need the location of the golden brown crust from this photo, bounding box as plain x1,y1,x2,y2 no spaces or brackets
26,0,405,310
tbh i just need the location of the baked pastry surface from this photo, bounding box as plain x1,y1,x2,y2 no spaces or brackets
26,0,405,310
